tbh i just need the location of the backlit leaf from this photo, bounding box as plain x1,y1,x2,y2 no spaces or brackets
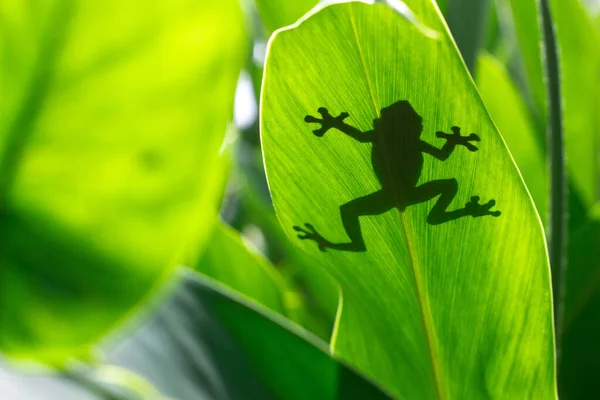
0,0,245,362
261,1,555,398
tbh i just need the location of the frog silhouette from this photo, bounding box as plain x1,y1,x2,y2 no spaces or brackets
294,100,501,252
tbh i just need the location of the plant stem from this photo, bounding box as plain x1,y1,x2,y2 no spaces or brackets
539,0,567,358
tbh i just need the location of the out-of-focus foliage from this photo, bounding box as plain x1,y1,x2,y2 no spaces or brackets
445,0,491,71
235,171,341,341
0,0,245,362
495,0,600,398
195,219,288,316
551,0,600,208
507,0,547,122
193,273,393,400
508,0,600,207
561,210,600,398
1,271,393,400
261,2,555,398
255,0,318,32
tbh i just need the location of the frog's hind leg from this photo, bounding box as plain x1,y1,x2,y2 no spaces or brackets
410,179,500,224
410,178,466,224
294,189,393,252
336,189,394,251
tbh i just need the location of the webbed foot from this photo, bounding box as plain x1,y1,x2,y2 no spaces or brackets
436,126,480,151
465,196,501,218
293,223,330,252
304,107,349,137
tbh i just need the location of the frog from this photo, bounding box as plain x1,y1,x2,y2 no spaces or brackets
293,100,501,252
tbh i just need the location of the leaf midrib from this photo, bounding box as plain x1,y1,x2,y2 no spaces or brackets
348,6,444,400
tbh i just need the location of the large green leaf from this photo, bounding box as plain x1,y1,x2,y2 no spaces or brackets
0,0,245,361
261,1,555,398
475,53,548,223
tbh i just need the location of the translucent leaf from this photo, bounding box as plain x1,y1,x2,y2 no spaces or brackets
261,1,555,398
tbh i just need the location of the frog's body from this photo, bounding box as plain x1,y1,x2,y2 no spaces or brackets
296,100,501,252
371,101,424,209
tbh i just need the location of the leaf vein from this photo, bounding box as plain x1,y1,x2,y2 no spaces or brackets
348,6,444,399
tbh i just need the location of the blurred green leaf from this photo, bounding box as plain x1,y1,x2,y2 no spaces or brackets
551,0,600,207
475,53,548,223
261,1,555,398
509,0,600,207
507,0,547,122
0,0,245,362
446,0,491,71
191,272,392,400
2,271,391,400
255,0,319,32
195,219,288,316
435,0,447,14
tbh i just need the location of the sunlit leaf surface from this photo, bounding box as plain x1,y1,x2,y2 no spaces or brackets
261,1,555,398
0,0,245,361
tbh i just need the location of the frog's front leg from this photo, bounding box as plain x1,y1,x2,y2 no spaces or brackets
304,107,349,137
436,126,480,151
293,223,332,252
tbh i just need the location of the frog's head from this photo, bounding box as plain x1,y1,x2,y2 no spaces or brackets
373,100,423,136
